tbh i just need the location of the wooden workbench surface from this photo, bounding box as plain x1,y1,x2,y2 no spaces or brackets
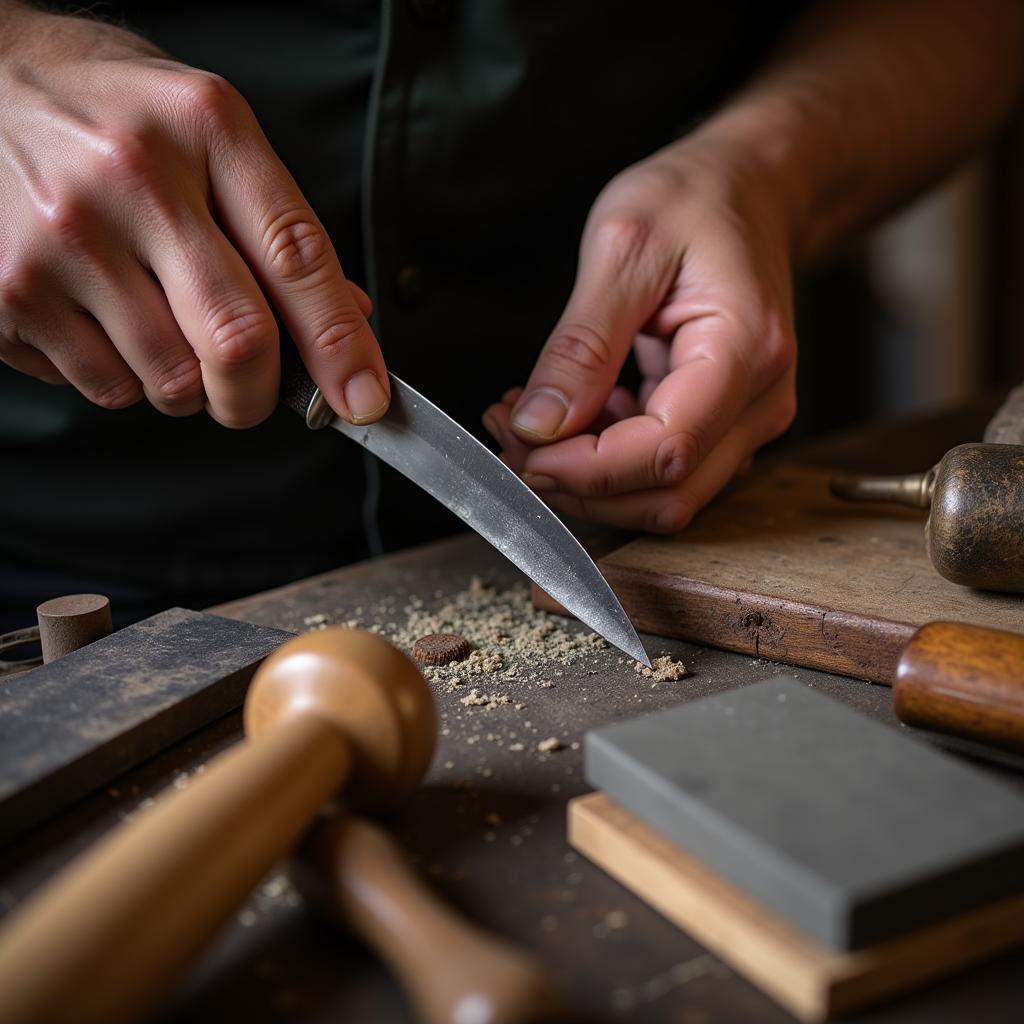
1,398,1022,1023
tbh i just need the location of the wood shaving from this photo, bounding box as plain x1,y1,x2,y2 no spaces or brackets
460,689,512,710
633,655,688,683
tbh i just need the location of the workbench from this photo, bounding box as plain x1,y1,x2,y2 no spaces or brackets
1,402,1022,1024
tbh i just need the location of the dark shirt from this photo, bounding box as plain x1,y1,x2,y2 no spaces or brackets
0,1,806,629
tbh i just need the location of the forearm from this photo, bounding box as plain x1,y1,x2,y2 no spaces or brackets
0,2,164,61
689,0,1024,265
0,1,33,44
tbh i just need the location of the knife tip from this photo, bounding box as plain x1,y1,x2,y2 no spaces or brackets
624,639,651,669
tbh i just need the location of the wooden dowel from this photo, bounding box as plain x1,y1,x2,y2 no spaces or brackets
36,594,112,663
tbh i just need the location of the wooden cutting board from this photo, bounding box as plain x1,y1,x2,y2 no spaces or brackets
542,464,1023,683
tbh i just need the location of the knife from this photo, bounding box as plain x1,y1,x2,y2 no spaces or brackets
280,359,650,666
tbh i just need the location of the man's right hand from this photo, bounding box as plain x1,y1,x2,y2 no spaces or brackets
0,5,389,427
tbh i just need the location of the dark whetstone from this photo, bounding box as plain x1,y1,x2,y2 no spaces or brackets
0,608,293,844
585,677,1024,951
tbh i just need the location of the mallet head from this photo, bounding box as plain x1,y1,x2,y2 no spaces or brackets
244,628,436,811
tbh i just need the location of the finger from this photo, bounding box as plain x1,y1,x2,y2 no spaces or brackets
0,333,67,384
733,456,754,482
0,268,69,384
77,264,204,416
209,127,389,425
349,281,374,318
521,329,756,498
31,310,143,410
147,217,280,428
510,214,674,444
482,401,534,474
634,332,669,408
487,384,638,469
633,332,669,379
638,377,659,408
538,373,794,532
602,385,640,423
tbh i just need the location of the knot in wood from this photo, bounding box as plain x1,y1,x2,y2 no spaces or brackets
742,611,768,632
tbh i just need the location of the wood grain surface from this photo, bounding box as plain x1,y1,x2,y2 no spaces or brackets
598,464,1023,683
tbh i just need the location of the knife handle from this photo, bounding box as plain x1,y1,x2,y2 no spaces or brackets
280,344,333,429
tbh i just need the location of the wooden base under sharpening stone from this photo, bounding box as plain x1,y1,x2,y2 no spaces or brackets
569,793,1024,1022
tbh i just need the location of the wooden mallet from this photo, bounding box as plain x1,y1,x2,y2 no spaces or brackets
0,628,557,1024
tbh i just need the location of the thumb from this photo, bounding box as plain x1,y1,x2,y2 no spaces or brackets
511,215,668,444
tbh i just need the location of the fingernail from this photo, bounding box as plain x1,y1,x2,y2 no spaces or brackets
523,472,558,493
343,370,389,424
511,388,568,440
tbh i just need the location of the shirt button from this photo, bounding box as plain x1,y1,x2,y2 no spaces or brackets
394,263,425,308
409,0,452,26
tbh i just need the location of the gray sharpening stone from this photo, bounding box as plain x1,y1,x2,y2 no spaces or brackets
0,608,293,844
585,677,1024,951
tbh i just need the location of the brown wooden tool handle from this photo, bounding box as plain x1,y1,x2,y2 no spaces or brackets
894,622,1024,752
293,815,563,1024
0,714,350,1024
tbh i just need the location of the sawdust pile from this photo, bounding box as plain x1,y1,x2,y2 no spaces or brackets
302,576,691,713
460,689,512,709
634,654,688,683
381,577,604,689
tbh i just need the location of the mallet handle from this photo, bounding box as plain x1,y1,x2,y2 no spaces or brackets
894,622,1024,752
0,713,350,1024
294,815,562,1024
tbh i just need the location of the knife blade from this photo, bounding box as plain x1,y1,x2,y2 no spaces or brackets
280,362,650,666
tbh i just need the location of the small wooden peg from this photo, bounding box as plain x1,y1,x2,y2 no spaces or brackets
36,594,112,662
